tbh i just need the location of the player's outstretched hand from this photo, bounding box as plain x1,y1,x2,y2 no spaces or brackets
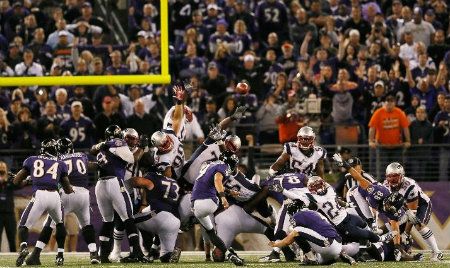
332,153,344,167
231,106,247,120
173,85,185,102
208,125,227,141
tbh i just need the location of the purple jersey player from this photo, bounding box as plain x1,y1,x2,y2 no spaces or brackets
91,125,146,263
13,139,73,266
130,172,181,262
191,151,244,266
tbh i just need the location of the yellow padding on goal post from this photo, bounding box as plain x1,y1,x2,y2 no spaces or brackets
0,1,171,87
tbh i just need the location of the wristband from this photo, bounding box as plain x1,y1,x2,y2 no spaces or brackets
218,192,226,198
343,161,352,170
176,99,182,105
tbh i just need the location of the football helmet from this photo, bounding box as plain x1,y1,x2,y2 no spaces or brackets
219,151,239,172
307,176,327,195
105,125,123,141
386,162,405,190
123,128,139,149
286,199,307,216
224,135,241,153
297,126,315,149
40,139,58,157
56,138,74,154
383,191,404,215
151,131,174,154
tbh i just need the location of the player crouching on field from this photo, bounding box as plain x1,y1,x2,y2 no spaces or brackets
269,199,357,265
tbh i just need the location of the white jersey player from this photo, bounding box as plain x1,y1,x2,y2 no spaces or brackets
151,84,186,179
383,162,443,261
270,126,326,178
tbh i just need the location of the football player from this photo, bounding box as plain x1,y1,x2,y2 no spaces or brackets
26,138,99,265
332,153,418,262
269,200,357,265
90,125,146,263
191,151,244,266
344,157,379,229
13,139,74,266
150,84,186,179
270,126,326,178
110,128,149,262
384,162,443,261
130,172,181,262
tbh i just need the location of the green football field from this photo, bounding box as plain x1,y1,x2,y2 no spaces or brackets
1,251,449,268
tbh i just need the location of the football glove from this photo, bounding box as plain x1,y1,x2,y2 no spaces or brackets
230,106,247,121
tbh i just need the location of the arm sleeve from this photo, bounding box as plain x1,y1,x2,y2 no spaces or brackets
189,115,205,139
109,145,135,164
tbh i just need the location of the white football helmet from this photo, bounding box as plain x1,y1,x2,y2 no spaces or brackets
386,162,405,189
151,131,173,154
224,135,241,153
307,176,327,195
123,128,139,149
297,126,315,149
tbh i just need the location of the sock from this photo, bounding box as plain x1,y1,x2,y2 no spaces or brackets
57,248,64,254
205,229,227,253
273,247,281,253
81,225,97,252
419,227,440,253
18,226,29,245
124,219,142,255
36,226,53,250
99,221,114,259
34,241,45,253
112,228,124,252
55,223,67,252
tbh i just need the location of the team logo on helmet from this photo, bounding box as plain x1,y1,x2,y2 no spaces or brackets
297,126,315,150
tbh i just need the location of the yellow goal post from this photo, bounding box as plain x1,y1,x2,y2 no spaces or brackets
0,1,170,86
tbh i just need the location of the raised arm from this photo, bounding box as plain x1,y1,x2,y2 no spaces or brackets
218,106,247,130
171,85,186,135
332,153,373,189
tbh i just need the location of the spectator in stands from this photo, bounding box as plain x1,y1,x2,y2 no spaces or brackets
3,2,27,41
255,0,289,42
55,88,71,121
408,105,433,179
290,8,318,54
203,4,221,34
0,161,16,252
67,20,103,46
14,49,44,76
127,98,161,137
26,28,53,70
179,42,206,79
429,92,447,121
202,61,227,106
342,5,371,40
5,43,22,68
68,86,95,119
60,101,95,149
277,42,296,77
276,90,304,143
201,98,220,135
227,0,256,38
427,30,449,65
433,95,450,181
403,7,435,48
208,19,232,55
409,77,440,112
37,100,61,140
10,107,37,149
91,56,104,75
0,108,11,150
107,50,129,75
94,96,126,141
186,76,209,120
399,31,417,65
30,88,48,118
53,30,74,71
404,95,421,122
230,20,252,56
47,19,74,49
0,57,14,76
75,2,109,34
256,94,280,144
236,53,265,100
368,95,410,173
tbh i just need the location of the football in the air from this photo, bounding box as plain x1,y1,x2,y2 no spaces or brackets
236,82,250,95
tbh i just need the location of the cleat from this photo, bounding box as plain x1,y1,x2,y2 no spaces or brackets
169,247,182,263
100,256,111,264
340,251,357,265
227,248,244,266
148,248,160,260
55,254,64,266
108,249,121,263
25,253,41,266
379,231,397,242
259,250,281,263
120,252,149,263
16,247,29,267
430,252,443,262
90,251,100,264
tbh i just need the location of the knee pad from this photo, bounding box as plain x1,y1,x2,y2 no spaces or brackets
81,225,96,244
38,226,53,244
18,226,29,243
